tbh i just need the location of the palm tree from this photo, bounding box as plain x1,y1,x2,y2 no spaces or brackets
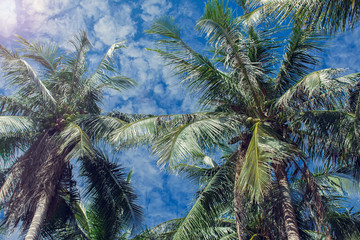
108,0,357,239
0,32,142,239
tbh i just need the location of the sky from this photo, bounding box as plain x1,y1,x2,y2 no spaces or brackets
1,0,360,237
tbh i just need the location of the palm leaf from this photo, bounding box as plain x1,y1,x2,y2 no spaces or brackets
15,35,61,74
237,122,300,202
274,23,324,94
59,123,95,160
252,0,360,33
0,44,56,106
80,149,143,232
0,116,36,136
196,0,265,113
152,114,236,169
172,157,235,240
276,69,356,111
147,17,244,110
86,41,137,93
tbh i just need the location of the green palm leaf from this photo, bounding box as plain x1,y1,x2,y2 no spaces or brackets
276,69,356,111
152,114,236,169
87,41,137,92
274,23,324,94
172,158,235,240
252,0,360,33
59,123,95,160
196,0,265,113
0,116,36,136
237,122,300,202
80,149,143,233
147,17,244,110
15,35,61,74
0,44,56,107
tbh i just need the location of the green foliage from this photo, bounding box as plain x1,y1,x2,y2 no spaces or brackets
0,31,141,239
144,0,360,239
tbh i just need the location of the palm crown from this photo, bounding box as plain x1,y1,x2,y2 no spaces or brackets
104,0,360,239
0,31,142,239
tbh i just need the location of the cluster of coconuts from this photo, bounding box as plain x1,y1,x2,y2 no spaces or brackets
40,112,82,131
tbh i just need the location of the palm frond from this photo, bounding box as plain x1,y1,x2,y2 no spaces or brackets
64,31,92,100
172,157,235,240
252,0,360,33
80,148,143,232
195,0,265,113
86,41,137,93
109,115,160,148
274,23,324,94
96,76,137,92
59,123,95,160
0,44,56,107
237,122,300,202
147,17,245,110
15,35,61,75
152,114,236,169
0,116,36,136
276,69,356,111
0,95,37,116
79,114,128,140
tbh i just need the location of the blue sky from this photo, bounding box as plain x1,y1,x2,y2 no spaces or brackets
1,0,360,237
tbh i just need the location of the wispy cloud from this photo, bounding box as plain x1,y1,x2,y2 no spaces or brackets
323,28,360,73
0,0,17,37
94,4,136,45
140,0,172,22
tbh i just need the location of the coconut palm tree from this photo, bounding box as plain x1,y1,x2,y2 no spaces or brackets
0,32,142,239
108,0,357,239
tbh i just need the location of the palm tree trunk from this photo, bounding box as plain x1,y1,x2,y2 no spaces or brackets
303,166,331,240
234,134,250,240
25,192,51,240
275,163,300,240
234,160,245,240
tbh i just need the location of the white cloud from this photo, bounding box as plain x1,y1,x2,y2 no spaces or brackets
94,5,136,45
39,8,87,44
323,27,360,73
0,0,17,37
137,98,166,115
19,0,73,31
115,101,135,114
140,0,172,22
80,0,109,19
22,0,71,15
153,84,164,95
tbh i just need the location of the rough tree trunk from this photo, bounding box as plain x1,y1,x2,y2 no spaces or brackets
275,163,300,240
25,192,52,240
234,134,250,240
304,167,331,240
3,130,67,239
